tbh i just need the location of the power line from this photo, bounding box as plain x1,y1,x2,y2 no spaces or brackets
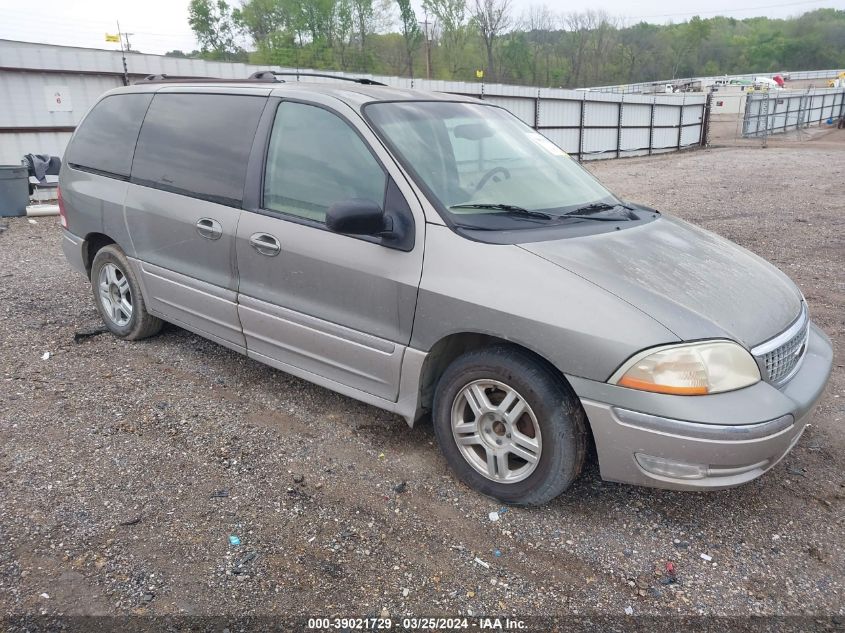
0,10,196,38
628,0,838,20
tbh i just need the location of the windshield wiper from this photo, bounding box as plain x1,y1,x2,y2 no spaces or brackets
561,202,633,217
449,203,553,220
557,214,629,222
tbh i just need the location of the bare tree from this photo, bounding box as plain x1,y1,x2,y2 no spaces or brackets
470,0,513,82
588,11,617,85
563,12,589,87
563,10,616,87
522,4,556,84
370,0,398,33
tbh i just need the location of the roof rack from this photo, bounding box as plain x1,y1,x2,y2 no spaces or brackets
136,73,286,85
248,71,386,86
136,71,387,87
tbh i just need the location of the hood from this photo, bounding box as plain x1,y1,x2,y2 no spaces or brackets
520,216,802,348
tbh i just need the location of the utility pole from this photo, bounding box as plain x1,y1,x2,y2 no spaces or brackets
116,20,129,86
419,15,435,80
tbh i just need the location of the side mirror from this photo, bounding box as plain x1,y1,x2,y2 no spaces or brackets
325,179,415,252
326,198,386,236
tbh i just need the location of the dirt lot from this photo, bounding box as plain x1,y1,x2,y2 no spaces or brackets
1,142,843,627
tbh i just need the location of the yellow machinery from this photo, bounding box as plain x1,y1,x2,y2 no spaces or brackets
827,71,845,88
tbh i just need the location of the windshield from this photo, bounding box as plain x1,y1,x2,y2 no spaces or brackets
365,101,621,229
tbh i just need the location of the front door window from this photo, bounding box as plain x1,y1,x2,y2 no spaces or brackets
263,102,387,223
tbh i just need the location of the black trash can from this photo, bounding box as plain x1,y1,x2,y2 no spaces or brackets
0,165,30,217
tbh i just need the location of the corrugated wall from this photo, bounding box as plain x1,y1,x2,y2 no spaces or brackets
0,38,706,164
1,72,122,126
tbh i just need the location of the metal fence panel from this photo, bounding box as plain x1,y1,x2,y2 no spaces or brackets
681,124,703,146
0,38,709,164
537,98,581,127
652,127,680,148
582,128,618,155
583,101,619,127
684,103,705,123
653,105,681,126
742,88,845,137
620,127,650,151
539,128,580,154
482,96,535,125
621,103,652,127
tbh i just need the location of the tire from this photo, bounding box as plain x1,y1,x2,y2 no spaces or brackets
90,244,163,340
432,346,587,506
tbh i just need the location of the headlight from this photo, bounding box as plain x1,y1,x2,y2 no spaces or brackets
610,341,760,395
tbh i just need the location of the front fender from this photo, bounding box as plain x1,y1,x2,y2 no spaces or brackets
412,225,678,382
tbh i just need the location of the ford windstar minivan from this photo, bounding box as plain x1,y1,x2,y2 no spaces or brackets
59,76,832,505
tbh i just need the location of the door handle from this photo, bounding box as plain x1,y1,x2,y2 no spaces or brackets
249,232,281,256
196,218,223,240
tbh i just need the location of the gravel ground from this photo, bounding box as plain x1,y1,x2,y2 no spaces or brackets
1,143,843,626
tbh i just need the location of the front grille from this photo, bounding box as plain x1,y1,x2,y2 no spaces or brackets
752,305,809,386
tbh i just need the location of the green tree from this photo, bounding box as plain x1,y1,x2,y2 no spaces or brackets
335,0,355,68
351,0,374,54
395,0,421,77
188,0,243,60
423,0,469,76
185,5,845,88
235,0,295,63
670,15,712,78
500,32,532,83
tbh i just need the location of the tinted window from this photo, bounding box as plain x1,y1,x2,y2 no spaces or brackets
132,93,265,207
263,102,386,223
66,94,152,178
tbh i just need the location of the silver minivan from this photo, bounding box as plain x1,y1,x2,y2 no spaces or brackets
59,77,833,505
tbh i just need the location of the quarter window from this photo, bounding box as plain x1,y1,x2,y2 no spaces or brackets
66,94,152,178
263,102,386,223
131,93,265,207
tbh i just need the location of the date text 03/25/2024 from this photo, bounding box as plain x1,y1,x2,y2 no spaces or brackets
306,617,527,630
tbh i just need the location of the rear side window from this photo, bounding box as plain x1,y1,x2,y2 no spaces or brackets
66,94,152,178
131,93,265,207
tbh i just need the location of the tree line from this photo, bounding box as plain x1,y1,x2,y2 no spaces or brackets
179,1,845,88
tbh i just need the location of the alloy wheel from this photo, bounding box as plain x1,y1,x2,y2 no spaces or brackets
98,262,133,327
450,379,542,483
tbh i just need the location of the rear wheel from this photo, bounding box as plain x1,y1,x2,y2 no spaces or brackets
90,245,162,340
432,346,587,506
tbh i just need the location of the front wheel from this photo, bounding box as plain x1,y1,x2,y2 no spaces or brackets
432,346,587,506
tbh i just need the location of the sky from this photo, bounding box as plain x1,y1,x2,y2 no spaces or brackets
0,0,843,55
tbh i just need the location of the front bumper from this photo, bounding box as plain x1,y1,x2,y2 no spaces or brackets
571,323,833,490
